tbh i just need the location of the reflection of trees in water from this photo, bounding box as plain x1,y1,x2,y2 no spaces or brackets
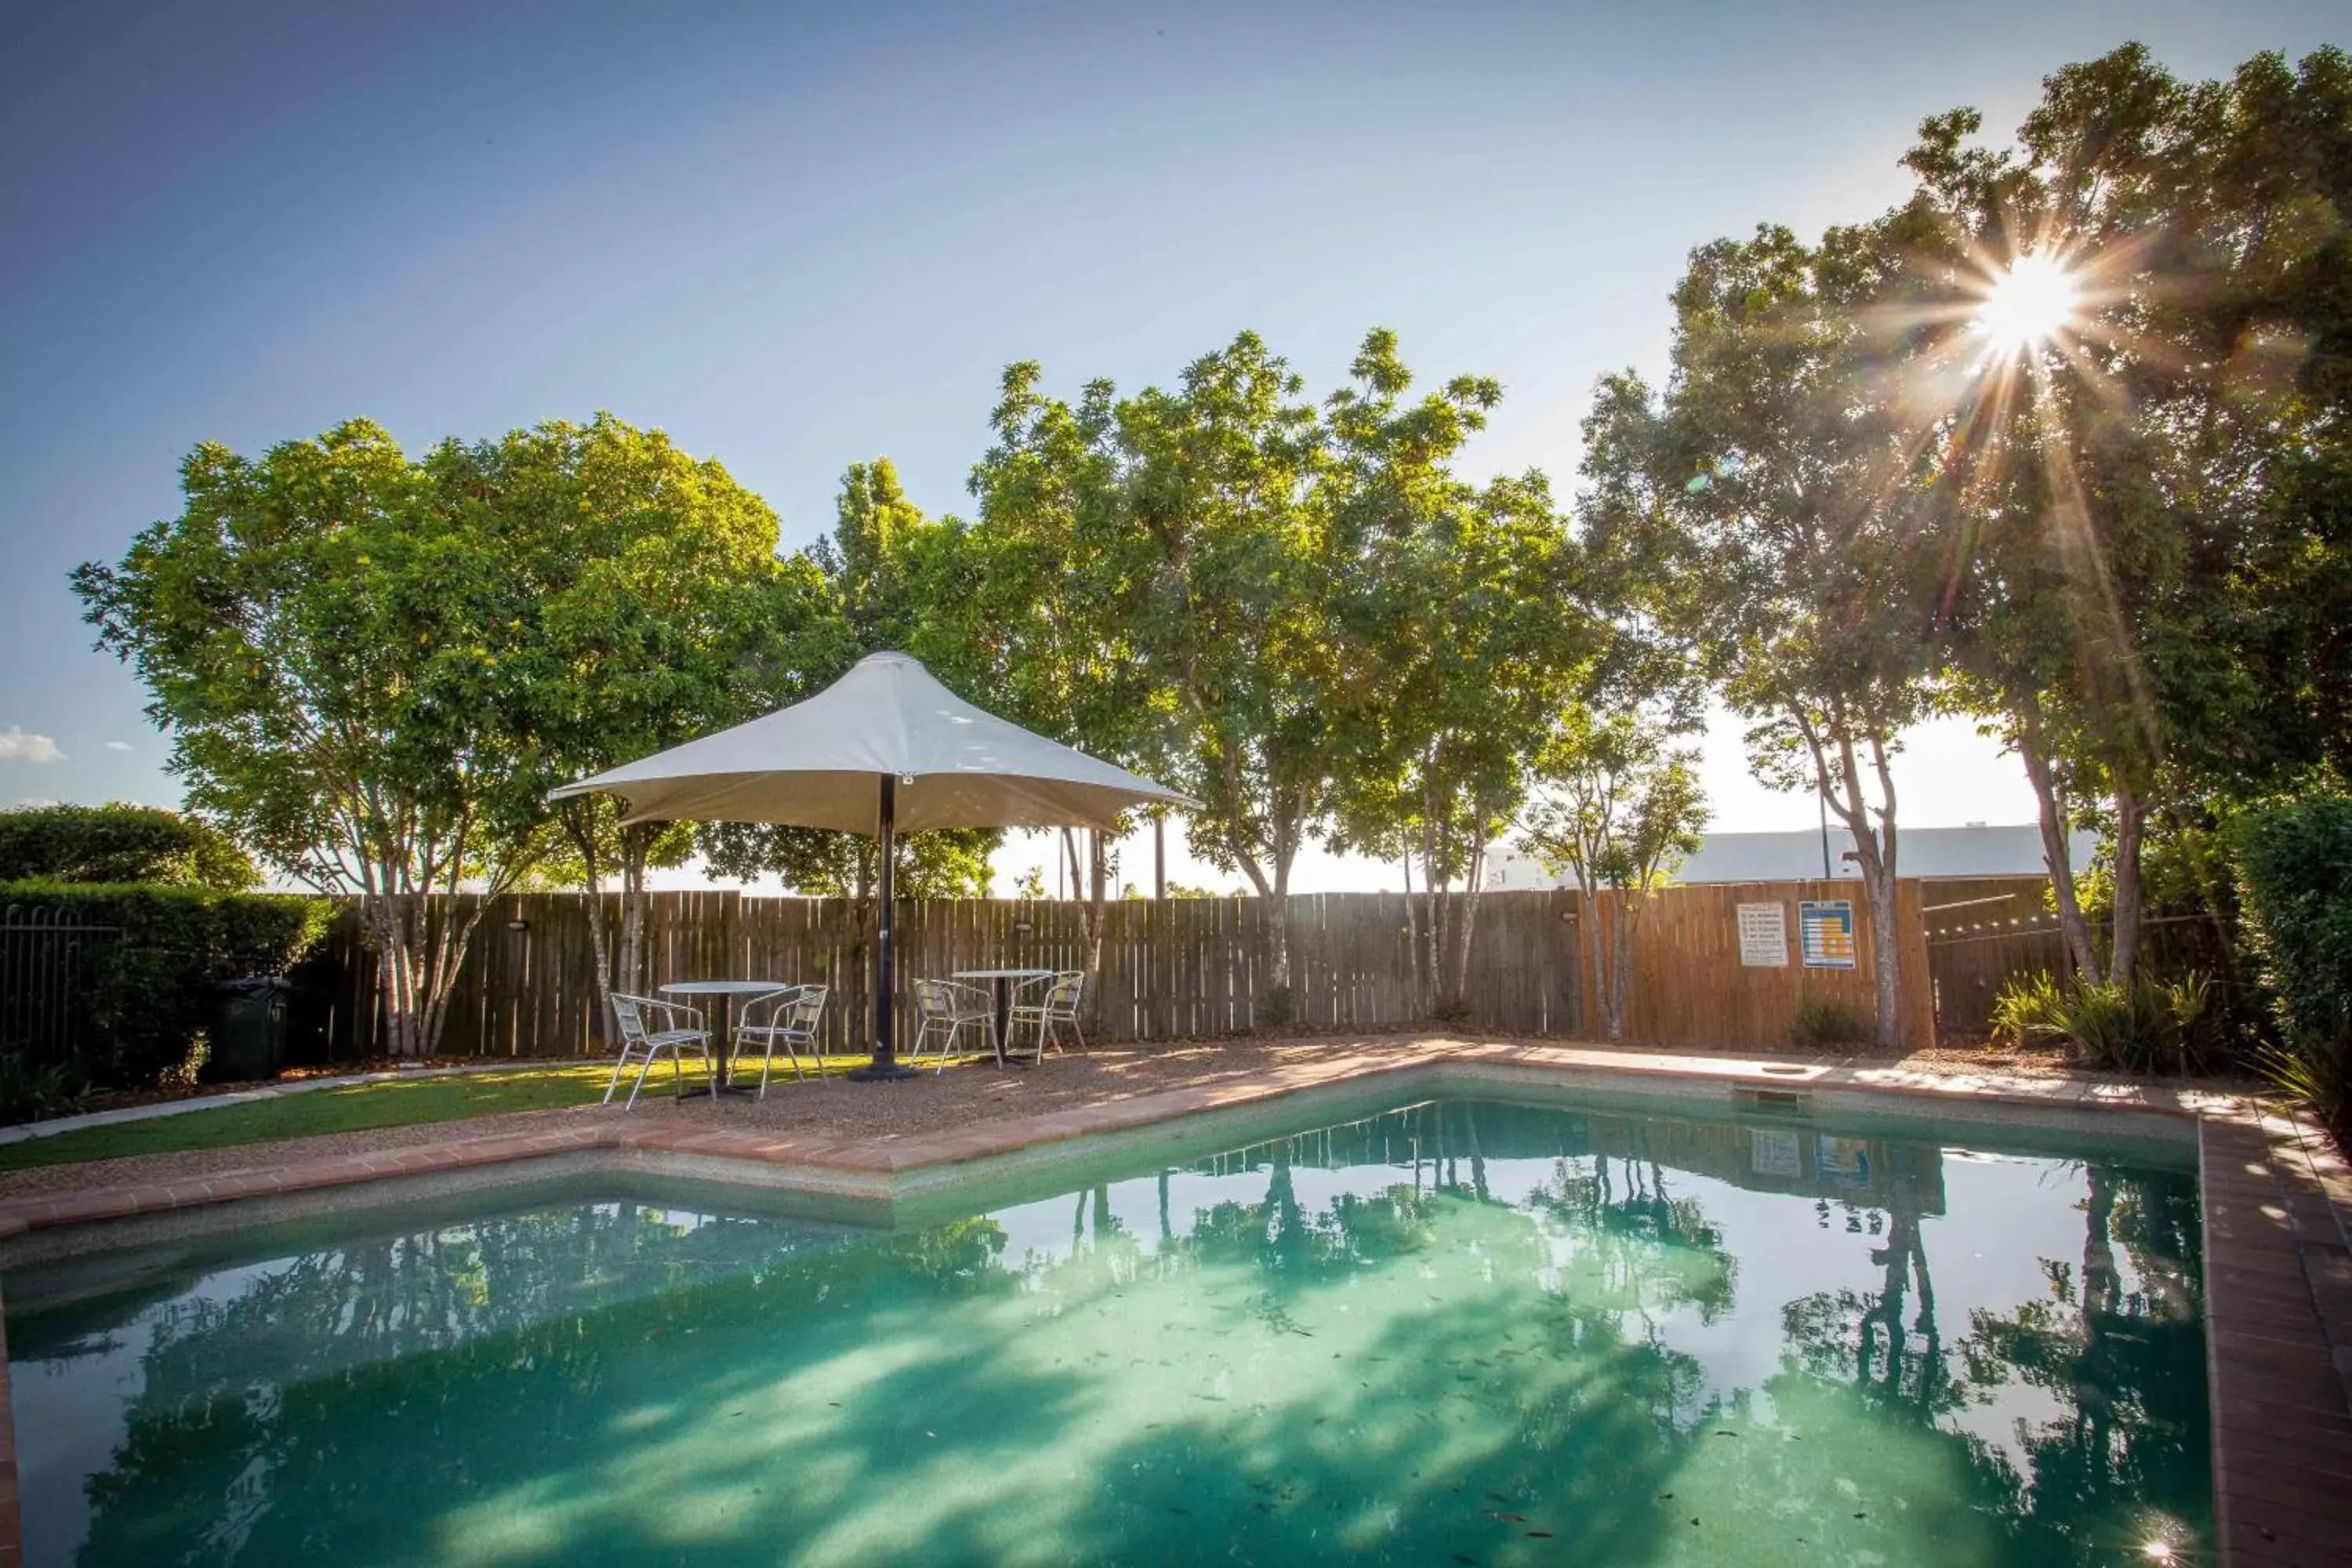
47,1109,2207,1567
1780,1156,2208,1564
71,1204,1008,1566
1780,1145,1957,1417
1955,1165,2208,1560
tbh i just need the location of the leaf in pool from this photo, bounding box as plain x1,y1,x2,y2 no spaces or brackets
1713,1428,1739,1437
1484,1492,1513,1504
1525,1531,1554,1539
1656,1493,1673,1501
1451,1556,1476,1566
1690,1518,1700,1526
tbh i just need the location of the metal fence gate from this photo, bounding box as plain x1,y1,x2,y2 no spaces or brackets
0,901,121,1065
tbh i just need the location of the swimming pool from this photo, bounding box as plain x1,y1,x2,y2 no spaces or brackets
6,1090,2208,1566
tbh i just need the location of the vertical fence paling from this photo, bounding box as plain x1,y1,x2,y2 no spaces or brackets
304,880,1984,1059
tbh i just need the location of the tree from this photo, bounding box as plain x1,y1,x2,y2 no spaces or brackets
965,332,1339,1018
1519,708,1708,1041
74,422,553,1057
1600,210,1949,1050
1905,44,2352,987
1321,330,1589,1014
0,802,256,889
445,415,837,1016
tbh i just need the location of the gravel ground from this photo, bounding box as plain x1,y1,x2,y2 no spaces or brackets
0,1034,2247,1204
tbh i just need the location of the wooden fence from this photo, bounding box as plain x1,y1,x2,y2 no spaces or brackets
308,878,1957,1062
1915,875,2244,1038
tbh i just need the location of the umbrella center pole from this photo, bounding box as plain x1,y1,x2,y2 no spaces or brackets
850,772,918,1082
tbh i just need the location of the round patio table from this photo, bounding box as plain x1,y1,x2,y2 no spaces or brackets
659,979,796,1098
951,967,1055,1065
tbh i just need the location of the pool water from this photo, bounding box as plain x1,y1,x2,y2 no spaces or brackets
7,1094,2209,1566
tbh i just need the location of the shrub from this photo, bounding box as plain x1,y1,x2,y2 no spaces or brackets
1431,994,1475,1028
0,1051,87,1124
2237,796,2352,1130
0,883,332,1091
1993,968,2228,1076
1989,971,2069,1047
1789,996,1871,1048
0,803,256,889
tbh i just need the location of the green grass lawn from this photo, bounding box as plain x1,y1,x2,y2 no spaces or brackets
0,1055,895,1174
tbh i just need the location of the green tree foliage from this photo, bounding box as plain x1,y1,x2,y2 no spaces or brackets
0,802,255,889
963,328,1587,1020
1586,213,1946,1050
1321,330,1590,1013
1909,44,2352,985
441,414,838,1017
963,333,1338,1011
74,421,555,1057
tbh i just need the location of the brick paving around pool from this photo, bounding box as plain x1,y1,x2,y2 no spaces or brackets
1,1038,2344,1566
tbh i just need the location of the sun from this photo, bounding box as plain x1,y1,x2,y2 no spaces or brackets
1972,252,2082,356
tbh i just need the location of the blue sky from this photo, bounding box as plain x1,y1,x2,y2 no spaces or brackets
2,1,2339,890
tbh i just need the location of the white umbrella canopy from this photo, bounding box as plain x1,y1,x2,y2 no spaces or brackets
550,651,1194,831
551,651,1194,1080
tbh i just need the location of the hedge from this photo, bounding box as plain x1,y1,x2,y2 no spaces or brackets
0,803,256,889
2235,797,2352,1131
0,882,332,1092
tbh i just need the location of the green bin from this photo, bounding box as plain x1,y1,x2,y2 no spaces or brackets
209,976,289,1081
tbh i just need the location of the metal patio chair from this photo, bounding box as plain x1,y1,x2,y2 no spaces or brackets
603,993,713,1109
909,978,999,1072
731,984,829,1097
1008,970,1087,1059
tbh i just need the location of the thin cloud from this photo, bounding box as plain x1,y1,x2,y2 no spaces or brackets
103,740,134,753
0,728,66,764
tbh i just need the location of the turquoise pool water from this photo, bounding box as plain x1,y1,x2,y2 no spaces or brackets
7,1094,2209,1566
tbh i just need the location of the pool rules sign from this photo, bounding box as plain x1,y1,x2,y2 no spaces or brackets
1799,899,1859,968
1737,902,1787,967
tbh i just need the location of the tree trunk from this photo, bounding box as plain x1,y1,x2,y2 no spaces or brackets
562,804,617,1043
1401,853,1425,1014
1084,828,1109,1033
1449,834,1488,1009
1610,889,1640,1043
366,895,418,1058
1261,876,1292,1024
2018,720,2100,983
2107,785,2146,988
1864,863,1901,1050
363,887,481,1059
1582,877,1612,1040
617,834,652,1004
1812,723,1904,1052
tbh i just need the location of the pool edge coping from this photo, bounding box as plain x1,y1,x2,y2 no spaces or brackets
0,1038,2340,1566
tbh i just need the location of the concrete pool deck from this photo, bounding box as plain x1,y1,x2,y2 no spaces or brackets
1,1036,2347,1565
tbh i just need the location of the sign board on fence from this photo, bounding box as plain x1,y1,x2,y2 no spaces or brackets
1799,899,1858,968
1737,902,1787,967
